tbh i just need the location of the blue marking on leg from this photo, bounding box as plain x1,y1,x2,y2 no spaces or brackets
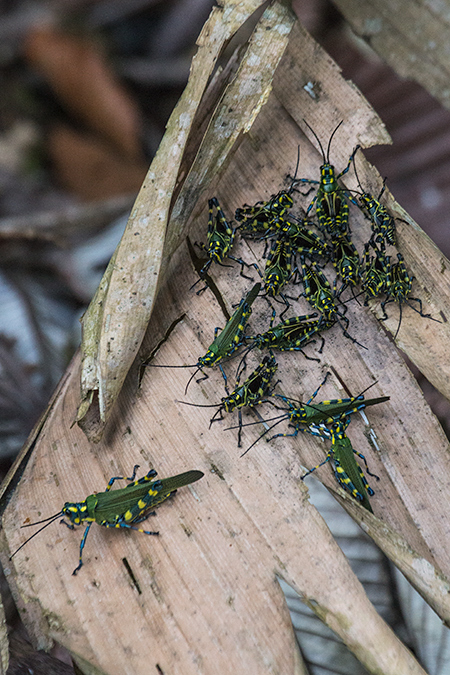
72,523,92,575
103,521,159,536
219,364,229,394
307,371,330,404
106,465,140,491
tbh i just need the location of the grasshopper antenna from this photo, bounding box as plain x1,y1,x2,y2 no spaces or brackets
326,120,344,163
10,512,63,560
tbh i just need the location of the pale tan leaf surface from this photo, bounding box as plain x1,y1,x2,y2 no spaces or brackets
1,5,450,675
332,0,450,110
281,478,394,675
0,343,426,675
77,0,275,442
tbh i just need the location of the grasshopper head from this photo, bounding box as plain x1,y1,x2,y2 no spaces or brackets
320,164,337,192
62,501,91,526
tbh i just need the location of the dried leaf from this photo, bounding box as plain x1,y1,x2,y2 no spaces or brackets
282,478,395,675
24,26,143,159
48,124,147,201
0,587,7,674
77,0,289,440
2,4,450,675
332,0,450,110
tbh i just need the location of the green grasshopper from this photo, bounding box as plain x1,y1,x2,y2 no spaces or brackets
249,235,295,319
298,255,365,348
244,214,330,266
235,150,300,238
330,234,360,291
147,282,261,393
10,467,204,575
261,235,294,317
236,190,294,238
204,197,236,270
292,121,358,236
192,198,252,291
180,354,278,447
301,416,378,512
238,205,329,265
381,253,440,339
317,198,350,238
246,312,334,361
298,255,344,321
285,217,330,262
351,152,397,246
361,241,390,305
238,373,389,456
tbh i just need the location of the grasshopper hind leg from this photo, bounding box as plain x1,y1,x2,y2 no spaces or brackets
332,459,364,501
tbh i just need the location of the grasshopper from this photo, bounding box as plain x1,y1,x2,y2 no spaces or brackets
292,120,358,236
238,373,389,457
192,198,252,291
236,190,294,239
246,312,334,361
146,283,261,393
298,256,366,348
235,150,301,238
381,253,440,339
361,241,390,304
10,467,204,575
351,151,397,246
301,417,378,512
180,354,279,448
